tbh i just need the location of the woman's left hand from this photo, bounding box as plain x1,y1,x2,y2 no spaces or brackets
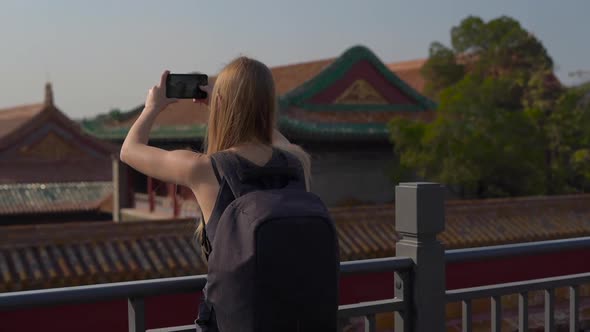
144,70,178,113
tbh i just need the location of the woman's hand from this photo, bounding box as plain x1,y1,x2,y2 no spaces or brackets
193,84,213,105
145,70,178,113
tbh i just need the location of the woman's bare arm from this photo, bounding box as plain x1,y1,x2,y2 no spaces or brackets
120,71,207,187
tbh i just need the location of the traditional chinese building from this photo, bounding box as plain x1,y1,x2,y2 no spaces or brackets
0,84,120,224
82,45,434,216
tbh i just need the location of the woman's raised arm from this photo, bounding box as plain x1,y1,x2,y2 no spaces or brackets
119,71,207,187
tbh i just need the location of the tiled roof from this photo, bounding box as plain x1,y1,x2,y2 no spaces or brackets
1,194,590,292
333,194,590,256
0,219,204,292
0,160,114,184
0,90,117,154
271,58,335,95
386,58,427,94
0,86,118,183
0,104,45,140
81,102,209,141
115,102,210,128
0,182,113,215
81,46,430,142
271,57,424,96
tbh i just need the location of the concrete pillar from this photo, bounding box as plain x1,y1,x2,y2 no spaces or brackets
394,182,446,332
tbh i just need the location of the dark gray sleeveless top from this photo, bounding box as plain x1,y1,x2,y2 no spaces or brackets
198,147,304,259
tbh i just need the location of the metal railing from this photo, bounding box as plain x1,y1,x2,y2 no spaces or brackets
0,257,414,332
444,235,590,332
446,236,590,263
446,273,590,332
1,183,590,332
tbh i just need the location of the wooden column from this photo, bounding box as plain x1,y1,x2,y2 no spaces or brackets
173,184,179,217
167,183,179,218
147,176,155,212
112,156,130,222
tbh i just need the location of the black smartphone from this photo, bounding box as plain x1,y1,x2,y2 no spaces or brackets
166,73,209,99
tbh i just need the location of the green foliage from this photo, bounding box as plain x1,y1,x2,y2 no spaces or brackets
421,42,465,99
391,74,546,198
423,15,553,100
389,15,590,198
109,108,123,122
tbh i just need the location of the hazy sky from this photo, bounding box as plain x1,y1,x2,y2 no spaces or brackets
1,0,588,119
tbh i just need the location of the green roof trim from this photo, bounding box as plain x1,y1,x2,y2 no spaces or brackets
82,114,393,141
278,116,389,141
82,120,207,140
280,45,436,111
298,103,425,112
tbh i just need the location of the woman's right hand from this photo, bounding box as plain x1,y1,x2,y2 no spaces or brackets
193,84,213,105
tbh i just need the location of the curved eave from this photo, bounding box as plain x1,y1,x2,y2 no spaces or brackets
82,124,207,141
83,115,418,143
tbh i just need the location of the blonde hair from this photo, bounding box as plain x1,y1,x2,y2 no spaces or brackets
204,56,311,188
205,57,274,154
196,56,312,255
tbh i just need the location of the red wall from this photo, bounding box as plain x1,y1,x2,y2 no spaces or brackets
2,248,590,332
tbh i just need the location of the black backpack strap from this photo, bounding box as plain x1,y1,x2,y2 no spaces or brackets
209,150,248,198
275,148,307,191
198,157,222,262
209,157,221,184
198,211,212,261
210,147,306,198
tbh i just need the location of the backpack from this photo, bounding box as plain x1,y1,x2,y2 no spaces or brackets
202,148,340,332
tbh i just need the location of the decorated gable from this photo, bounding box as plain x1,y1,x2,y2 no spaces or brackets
18,130,88,160
281,46,435,112
333,79,388,104
0,84,118,183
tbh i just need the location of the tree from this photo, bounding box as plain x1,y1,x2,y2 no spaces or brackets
389,15,589,198
422,16,553,100
552,83,590,192
390,74,545,198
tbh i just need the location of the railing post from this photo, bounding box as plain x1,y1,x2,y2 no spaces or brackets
128,297,146,332
394,182,446,332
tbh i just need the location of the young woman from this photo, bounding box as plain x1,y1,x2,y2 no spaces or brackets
120,57,313,330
